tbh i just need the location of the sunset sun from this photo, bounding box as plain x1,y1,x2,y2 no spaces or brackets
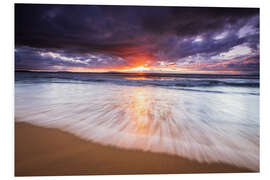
127,65,150,72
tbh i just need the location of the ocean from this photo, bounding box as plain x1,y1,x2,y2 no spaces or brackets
15,71,260,170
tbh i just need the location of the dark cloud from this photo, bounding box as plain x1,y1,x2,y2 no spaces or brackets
15,4,259,73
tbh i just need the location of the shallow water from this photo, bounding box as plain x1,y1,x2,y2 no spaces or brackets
15,72,259,170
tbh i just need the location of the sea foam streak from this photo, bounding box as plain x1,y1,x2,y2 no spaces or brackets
15,76,259,171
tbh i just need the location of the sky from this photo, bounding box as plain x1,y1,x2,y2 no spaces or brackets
15,4,259,74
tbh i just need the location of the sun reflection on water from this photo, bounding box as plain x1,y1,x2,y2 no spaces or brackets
119,86,177,137
124,87,153,134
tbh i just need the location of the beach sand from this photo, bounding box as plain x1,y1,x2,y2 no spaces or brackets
15,122,253,176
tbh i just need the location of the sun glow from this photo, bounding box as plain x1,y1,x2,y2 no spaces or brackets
126,66,150,72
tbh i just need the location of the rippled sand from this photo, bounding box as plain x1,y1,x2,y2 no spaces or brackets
15,82,259,171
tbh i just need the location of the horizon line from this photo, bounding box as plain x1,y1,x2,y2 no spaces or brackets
15,69,259,76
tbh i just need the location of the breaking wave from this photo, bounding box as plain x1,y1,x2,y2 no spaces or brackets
15,71,260,88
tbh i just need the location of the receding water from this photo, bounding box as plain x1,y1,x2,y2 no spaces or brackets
15,72,259,170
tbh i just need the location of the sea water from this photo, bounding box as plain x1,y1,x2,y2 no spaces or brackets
15,72,259,170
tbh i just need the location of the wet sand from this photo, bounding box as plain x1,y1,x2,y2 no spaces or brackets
15,122,253,176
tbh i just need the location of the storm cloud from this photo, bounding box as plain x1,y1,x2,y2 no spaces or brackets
15,4,259,73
